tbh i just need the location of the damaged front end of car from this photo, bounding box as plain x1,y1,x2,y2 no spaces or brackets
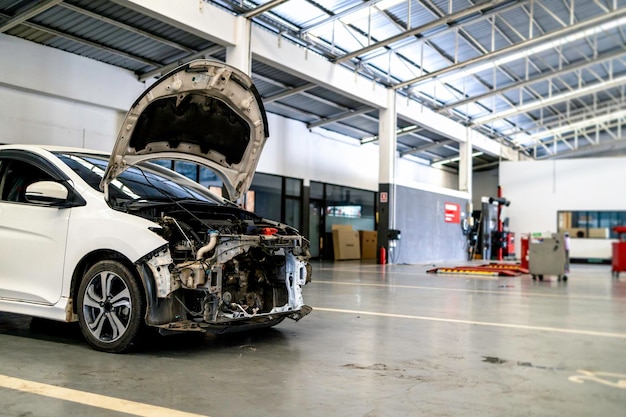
99,59,312,335
137,206,312,334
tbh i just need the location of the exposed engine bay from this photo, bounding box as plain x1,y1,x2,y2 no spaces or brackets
127,201,312,333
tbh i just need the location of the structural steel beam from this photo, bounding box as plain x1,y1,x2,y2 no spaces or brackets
519,108,626,144
0,0,62,33
299,0,381,34
0,14,161,68
243,0,291,19
268,100,374,138
535,127,626,159
263,83,316,103
307,107,372,128
254,72,363,116
440,49,626,112
394,7,626,90
500,100,626,138
335,0,516,64
475,73,626,125
59,2,196,54
360,0,526,64
400,139,456,157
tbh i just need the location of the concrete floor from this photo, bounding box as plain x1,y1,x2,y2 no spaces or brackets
0,261,625,417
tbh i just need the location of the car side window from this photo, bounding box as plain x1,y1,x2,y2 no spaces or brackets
0,159,54,203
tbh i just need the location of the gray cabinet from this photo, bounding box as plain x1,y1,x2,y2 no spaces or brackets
529,233,569,281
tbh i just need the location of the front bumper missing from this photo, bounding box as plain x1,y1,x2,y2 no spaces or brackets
155,304,313,334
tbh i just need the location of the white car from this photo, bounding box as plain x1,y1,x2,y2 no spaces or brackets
0,60,311,353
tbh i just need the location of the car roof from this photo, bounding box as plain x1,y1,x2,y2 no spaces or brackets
0,144,109,156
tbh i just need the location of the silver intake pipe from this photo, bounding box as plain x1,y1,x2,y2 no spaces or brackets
196,231,219,260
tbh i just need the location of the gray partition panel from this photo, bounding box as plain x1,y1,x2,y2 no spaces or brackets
393,185,468,264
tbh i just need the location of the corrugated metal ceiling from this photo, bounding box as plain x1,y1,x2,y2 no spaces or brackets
0,0,624,168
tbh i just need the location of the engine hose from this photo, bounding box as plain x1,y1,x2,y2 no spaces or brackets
196,231,219,260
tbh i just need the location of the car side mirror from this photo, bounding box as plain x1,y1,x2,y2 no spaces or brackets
25,181,69,205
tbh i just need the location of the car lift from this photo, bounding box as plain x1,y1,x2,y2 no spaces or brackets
427,263,529,277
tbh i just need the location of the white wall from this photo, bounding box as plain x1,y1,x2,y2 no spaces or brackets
397,157,459,191
500,158,626,259
0,34,145,152
257,114,380,191
0,84,124,151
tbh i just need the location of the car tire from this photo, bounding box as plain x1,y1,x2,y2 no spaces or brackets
77,260,145,353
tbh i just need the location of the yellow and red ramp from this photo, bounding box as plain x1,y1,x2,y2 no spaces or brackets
426,265,522,277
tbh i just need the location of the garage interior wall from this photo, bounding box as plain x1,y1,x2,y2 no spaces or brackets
1,33,473,263
0,35,142,151
500,158,626,260
0,84,123,151
258,113,381,191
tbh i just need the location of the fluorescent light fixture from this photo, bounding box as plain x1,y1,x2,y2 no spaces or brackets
436,16,626,86
361,135,378,144
431,152,483,167
513,109,626,145
361,123,420,144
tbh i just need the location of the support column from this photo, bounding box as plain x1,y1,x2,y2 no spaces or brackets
226,16,251,75
459,128,473,260
459,128,473,214
377,89,397,263
459,128,473,194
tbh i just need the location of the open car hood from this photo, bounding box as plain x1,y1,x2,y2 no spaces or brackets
101,60,269,201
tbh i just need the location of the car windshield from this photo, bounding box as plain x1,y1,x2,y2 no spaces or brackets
55,152,224,205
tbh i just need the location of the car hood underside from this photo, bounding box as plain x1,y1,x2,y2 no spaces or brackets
101,60,269,201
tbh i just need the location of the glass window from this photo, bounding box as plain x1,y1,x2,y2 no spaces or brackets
199,166,222,188
249,173,282,222
0,159,53,202
56,153,223,205
285,178,301,197
310,181,324,199
174,161,198,182
558,210,626,239
285,197,301,230
325,184,375,232
139,160,222,188
151,160,173,169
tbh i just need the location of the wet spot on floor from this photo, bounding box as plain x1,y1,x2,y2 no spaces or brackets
482,356,565,371
342,363,388,371
483,356,507,364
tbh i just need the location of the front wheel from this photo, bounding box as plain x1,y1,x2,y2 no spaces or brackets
77,260,145,353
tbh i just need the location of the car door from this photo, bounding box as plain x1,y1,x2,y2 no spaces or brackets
0,155,70,304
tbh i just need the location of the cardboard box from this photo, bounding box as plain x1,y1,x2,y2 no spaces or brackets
589,228,609,238
332,224,361,260
359,230,378,259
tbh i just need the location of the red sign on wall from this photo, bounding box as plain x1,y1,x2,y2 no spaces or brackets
444,202,461,223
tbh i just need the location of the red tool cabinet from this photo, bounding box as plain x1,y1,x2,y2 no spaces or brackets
612,226,626,278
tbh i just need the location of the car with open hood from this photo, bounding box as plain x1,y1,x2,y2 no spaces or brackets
0,60,311,353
